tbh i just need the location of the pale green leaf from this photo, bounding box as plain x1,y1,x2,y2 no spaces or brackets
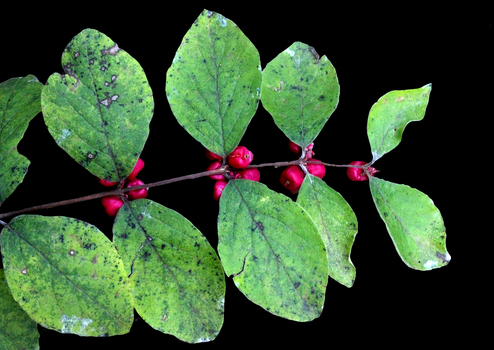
165,9,262,157
0,269,40,350
0,75,42,206
297,175,357,287
367,84,431,162
218,180,328,321
113,199,225,343
369,177,450,270
41,28,154,182
0,215,133,336
261,42,339,149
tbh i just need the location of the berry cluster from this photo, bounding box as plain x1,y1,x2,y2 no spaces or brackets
346,160,378,181
279,141,326,194
205,146,260,201
99,158,148,217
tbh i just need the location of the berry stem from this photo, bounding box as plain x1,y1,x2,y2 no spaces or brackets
0,160,372,221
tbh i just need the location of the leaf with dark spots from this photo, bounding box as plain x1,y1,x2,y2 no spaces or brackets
369,176,450,270
218,179,328,322
0,215,133,336
261,42,339,149
41,28,154,182
0,75,42,204
113,199,225,343
165,10,261,158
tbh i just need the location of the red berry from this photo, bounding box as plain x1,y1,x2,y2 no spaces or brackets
307,159,325,179
98,178,118,187
346,161,377,181
101,195,124,217
127,158,145,181
126,179,148,200
280,165,305,194
205,149,223,161
288,141,301,155
213,180,228,201
235,168,260,182
206,160,225,180
227,146,253,169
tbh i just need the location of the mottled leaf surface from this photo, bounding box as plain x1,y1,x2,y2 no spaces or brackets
218,180,328,321
261,42,339,149
166,9,261,157
0,215,133,336
369,177,450,270
113,199,225,343
367,84,431,162
0,75,42,205
0,269,40,350
41,28,154,182
297,175,357,287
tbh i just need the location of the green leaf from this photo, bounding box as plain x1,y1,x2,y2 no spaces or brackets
0,215,133,336
218,180,328,321
367,84,431,162
369,177,450,270
165,9,262,157
113,199,225,343
0,269,40,350
261,42,339,149
297,175,357,287
0,75,42,206
41,28,154,182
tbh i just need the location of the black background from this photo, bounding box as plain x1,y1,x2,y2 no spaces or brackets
0,4,489,349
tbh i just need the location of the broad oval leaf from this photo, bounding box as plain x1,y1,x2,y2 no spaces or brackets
261,42,339,149
0,75,42,206
367,84,431,162
0,269,40,350
165,9,262,158
218,179,328,321
113,199,225,343
297,175,357,287
41,28,154,182
0,215,134,336
369,177,450,270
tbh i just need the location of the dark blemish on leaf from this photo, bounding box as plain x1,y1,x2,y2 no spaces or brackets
194,242,200,247
161,244,166,249
256,221,265,231
83,243,95,250
197,260,201,266
435,252,450,263
384,212,388,217
59,234,64,243
318,95,325,101
101,43,120,56
309,47,320,64
294,282,301,289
